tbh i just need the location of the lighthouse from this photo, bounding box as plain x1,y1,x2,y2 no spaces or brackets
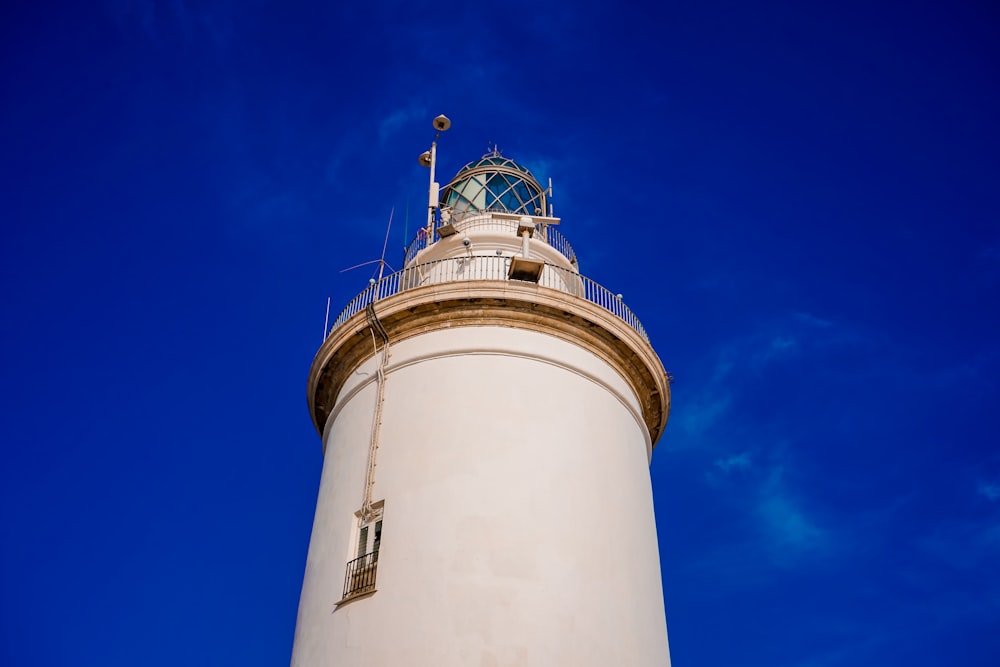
291,116,672,666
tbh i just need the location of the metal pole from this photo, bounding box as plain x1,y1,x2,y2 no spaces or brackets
323,297,331,341
426,141,437,240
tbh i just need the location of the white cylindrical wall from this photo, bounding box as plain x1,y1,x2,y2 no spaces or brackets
292,326,670,666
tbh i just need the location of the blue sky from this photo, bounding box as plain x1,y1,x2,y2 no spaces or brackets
2,1,998,665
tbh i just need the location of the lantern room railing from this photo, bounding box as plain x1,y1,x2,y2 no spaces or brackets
403,212,577,266
328,255,648,342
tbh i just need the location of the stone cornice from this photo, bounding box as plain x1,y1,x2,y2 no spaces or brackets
307,281,671,450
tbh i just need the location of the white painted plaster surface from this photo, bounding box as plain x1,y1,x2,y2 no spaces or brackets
292,326,670,666
413,213,577,273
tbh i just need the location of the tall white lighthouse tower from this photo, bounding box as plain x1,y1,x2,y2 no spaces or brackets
291,117,672,666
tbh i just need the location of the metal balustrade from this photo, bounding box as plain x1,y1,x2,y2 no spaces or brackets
542,226,577,265
342,551,378,600
403,212,577,266
328,255,649,342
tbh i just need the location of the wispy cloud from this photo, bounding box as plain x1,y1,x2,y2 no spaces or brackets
755,335,799,364
665,313,860,568
978,480,1000,502
675,395,731,439
770,336,797,351
700,441,835,570
669,311,848,448
720,310,848,376
715,452,751,473
794,311,833,328
745,460,830,565
757,485,827,554
378,106,425,145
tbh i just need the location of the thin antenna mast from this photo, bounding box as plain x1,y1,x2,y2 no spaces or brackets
338,208,397,280
402,200,409,254
323,297,331,341
377,207,393,282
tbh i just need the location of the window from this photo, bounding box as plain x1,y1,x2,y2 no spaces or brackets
341,504,384,602
355,520,381,560
357,525,368,559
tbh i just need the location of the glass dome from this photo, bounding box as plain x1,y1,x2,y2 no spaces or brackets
440,150,548,217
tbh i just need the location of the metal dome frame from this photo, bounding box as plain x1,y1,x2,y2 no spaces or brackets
439,149,548,217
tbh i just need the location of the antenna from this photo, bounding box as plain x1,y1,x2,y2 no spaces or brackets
339,208,397,281
323,297,331,342
402,200,409,253
377,207,393,281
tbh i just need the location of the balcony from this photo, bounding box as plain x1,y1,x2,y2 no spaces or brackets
327,255,648,342
341,550,378,602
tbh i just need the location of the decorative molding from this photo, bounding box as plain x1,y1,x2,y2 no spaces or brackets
307,281,671,449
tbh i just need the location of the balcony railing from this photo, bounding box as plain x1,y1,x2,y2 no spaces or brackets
327,255,649,342
342,551,378,600
403,212,577,266
542,226,577,265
